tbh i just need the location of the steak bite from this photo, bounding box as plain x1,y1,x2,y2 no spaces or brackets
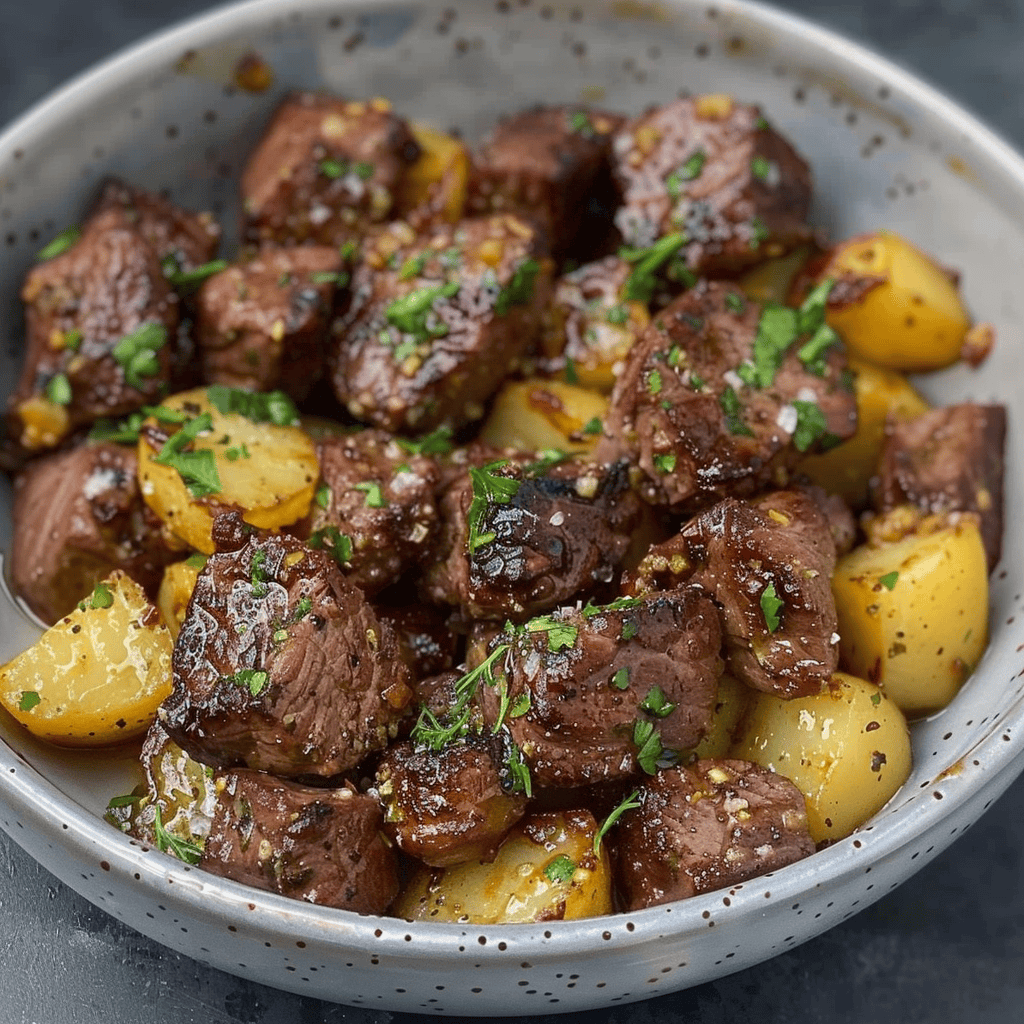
373,734,529,866
330,214,553,433
424,458,642,622
375,604,459,684
474,590,722,788
91,176,221,277
467,104,625,257
241,91,419,247
194,245,344,400
10,439,177,624
629,492,840,699
613,758,815,909
871,402,1006,571
610,96,812,276
9,206,180,452
161,514,413,777
201,770,399,914
308,429,442,594
598,280,857,511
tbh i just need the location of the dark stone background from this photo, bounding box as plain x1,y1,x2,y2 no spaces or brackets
1,2,1022,1022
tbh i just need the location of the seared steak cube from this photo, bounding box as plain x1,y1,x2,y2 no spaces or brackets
161,515,413,777
872,402,1006,571
424,458,641,621
195,246,343,399
473,589,722,788
241,91,419,247
330,214,552,433
10,440,176,624
374,735,528,866
598,280,857,511
9,207,180,451
375,605,459,684
611,96,812,276
309,429,442,593
201,770,399,914
613,758,815,909
468,104,625,256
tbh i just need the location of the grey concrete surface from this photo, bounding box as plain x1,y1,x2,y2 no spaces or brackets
1,2,1023,1022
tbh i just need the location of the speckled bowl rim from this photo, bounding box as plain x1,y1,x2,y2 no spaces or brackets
1,0,1024,1012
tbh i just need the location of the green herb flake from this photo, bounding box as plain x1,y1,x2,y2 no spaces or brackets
653,452,676,474
354,161,375,180
495,258,541,317
106,793,142,810
166,258,229,292
750,155,776,181
249,550,271,598
398,253,427,281
185,553,208,570
606,303,629,326
44,373,72,406
467,461,522,553
647,369,663,395
755,115,771,131
621,619,639,641
309,270,346,286
563,355,580,385
879,571,899,591
611,667,631,690
273,628,289,643
689,373,706,391
152,412,222,498
506,741,533,797
315,482,331,509
593,789,641,855
569,111,593,134
111,322,167,390
509,691,532,718
760,582,784,633
665,150,706,197
632,719,663,774
396,425,454,456
870,691,882,706
640,684,677,719
524,615,579,652
205,385,299,427
385,281,459,340
719,385,754,437
725,291,745,314
667,345,683,368
224,444,251,462
153,806,203,865
582,416,603,436
355,480,387,508
748,216,770,250
222,667,270,697
58,327,83,352
544,855,577,884
620,232,688,304
18,690,40,712
744,304,800,388
791,399,831,452
88,581,114,610
293,597,313,620
37,225,82,261
318,157,346,179
308,526,353,567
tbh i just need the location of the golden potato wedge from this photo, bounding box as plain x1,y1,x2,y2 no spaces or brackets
816,232,971,371
688,673,751,760
479,379,608,454
0,571,172,747
137,386,319,554
156,555,204,640
798,357,930,506
393,809,612,923
730,672,912,843
832,513,988,717
395,123,471,223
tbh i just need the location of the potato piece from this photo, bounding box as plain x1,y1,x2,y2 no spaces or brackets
798,357,930,506
395,123,471,223
831,513,988,717
156,556,204,640
137,386,319,554
0,571,172,746
816,232,971,371
730,672,912,843
737,246,810,305
688,673,751,760
393,809,612,923
479,379,608,454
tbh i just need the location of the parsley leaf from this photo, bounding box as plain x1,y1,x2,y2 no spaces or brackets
748,216,770,250
153,805,203,865
741,305,799,388
879,571,899,591
308,525,353,566
653,453,676,474
355,480,387,508
112,323,167,390
221,667,270,697
750,155,776,181
185,553,208,570
593,789,641,855
315,482,331,509
665,150,706,197
719,385,754,436
640,685,677,719
385,281,459,340
318,157,346,179
44,373,72,406
163,257,228,292
495,258,541,317
151,412,222,498
205,385,299,426
632,719,663,774
37,225,81,261
569,110,593,134
505,741,533,797
791,399,832,452
88,412,144,444
611,667,631,690
544,855,577,884
523,615,578,652
89,581,114,610
396,425,454,456
18,691,40,712
467,462,521,553
760,582,784,633
398,253,427,281
581,416,603,436
620,232,688,304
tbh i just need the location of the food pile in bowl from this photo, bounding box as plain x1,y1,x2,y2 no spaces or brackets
0,86,1004,923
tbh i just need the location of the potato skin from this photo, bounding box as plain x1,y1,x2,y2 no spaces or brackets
156,557,202,640
392,809,612,923
831,515,989,717
730,671,912,843
0,571,172,746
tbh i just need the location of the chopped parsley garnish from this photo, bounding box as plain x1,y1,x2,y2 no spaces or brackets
318,157,346,179
44,373,72,406
523,614,578,652
606,303,629,326
495,258,541,317
59,328,82,352
581,416,603,436
153,806,203,865
620,232,688,304
748,216,770,250
791,399,833,452
225,444,251,461
640,685,677,719
725,291,745,314
653,453,676,474
292,597,312,620
112,323,167,390
185,553,208,570
593,789,641,855
308,525,353,567
89,581,114,610
755,115,771,131
355,480,387,508
739,305,799,389
510,691,532,718
205,385,299,426
163,257,229,292
611,667,631,690
106,793,142,810
544,855,577,884
398,253,427,282
569,110,593,134
151,411,222,498
354,161,375,180
665,149,707,197
249,550,271,598
315,482,331,509
633,719,665,774
221,667,270,697
719,385,753,436
621,619,639,641
750,155,776,181
563,355,580,385
37,225,81,261
17,691,40,712
467,461,521,553
309,270,348,286
647,369,663,395
396,425,454,456
385,281,459,340
273,628,289,643
760,582,784,633
879,571,899,591
506,741,533,797
796,279,840,375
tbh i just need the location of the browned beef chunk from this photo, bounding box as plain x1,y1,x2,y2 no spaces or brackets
629,492,838,699
597,281,857,511
307,429,442,593
424,458,641,621
473,589,721,788
375,605,458,683
330,214,552,433
241,92,419,247
161,515,413,777
791,482,857,556
611,97,812,276
194,246,343,400
872,403,1006,571
9,207,180,452
613,758,815,909
200,770,399,914
10,440,176,623
91,177,221,276
467,105,625,257
374,734,528,866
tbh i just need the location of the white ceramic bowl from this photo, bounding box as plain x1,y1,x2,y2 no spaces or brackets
0,0,1022,1015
